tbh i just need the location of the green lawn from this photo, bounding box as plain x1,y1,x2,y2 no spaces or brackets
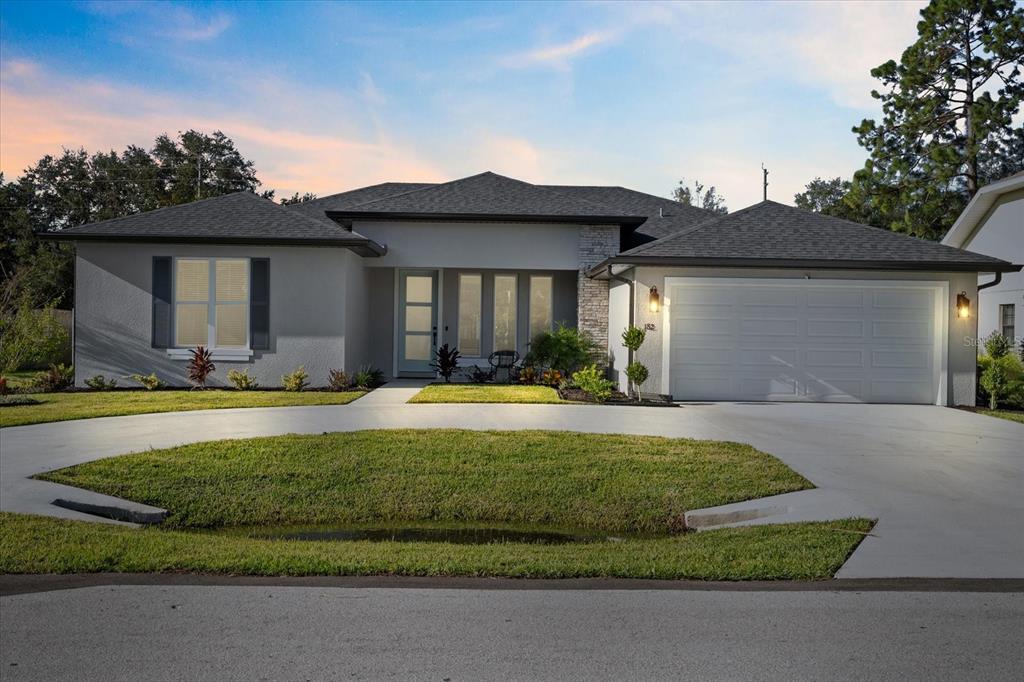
38,429,813,532
409,383,564,404
0,389,366,428
0,512,872,580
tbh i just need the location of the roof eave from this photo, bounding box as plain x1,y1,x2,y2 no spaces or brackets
326,210,646,227
38,231,387,257
586,255,1022,278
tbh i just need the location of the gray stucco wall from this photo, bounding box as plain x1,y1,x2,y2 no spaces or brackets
608,266,979,406
74,242,367,387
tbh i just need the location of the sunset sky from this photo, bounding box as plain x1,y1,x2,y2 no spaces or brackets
0,0,926,208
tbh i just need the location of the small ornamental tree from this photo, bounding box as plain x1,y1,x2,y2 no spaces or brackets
621,325,649,400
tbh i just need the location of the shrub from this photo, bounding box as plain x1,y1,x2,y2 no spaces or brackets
978,353,1024,409
983,331,1012,359
518,366,538,384
84,374,118,391
0,376,7,396
526,324,602,374
187,346,216,389
625,361,650,401
0,301,70,372
465,365,493,383
354,365,384,389
224,368,257,390
282,366,309,392
540,369,563,387
621,325,646,353
34,364,74,392
129,373,165,390
572,364,616,403
328,369,351,391
430,344,461,383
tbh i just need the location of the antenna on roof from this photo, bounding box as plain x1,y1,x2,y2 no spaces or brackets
761,163,769,201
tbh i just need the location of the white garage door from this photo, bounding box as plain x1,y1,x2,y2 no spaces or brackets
666,278,945,404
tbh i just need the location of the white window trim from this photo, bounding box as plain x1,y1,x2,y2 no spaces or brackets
528,274,554,343
169,257,252,359
492,273,518,353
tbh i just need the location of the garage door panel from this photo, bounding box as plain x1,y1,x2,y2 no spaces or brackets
738,348,798,366
806,349,865,368
807,319,865,337
872,320,930,339
668,279,941,404
807,288,865,308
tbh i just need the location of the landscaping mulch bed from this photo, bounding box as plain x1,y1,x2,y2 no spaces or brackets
557,387,677,407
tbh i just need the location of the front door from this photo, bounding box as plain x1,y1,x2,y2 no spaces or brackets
398,270,438,375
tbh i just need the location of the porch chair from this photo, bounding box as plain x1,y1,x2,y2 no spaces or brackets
488,350,520,383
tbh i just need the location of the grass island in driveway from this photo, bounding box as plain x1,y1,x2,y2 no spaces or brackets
0,389,366,428
408,384,564,404
4,429,874,580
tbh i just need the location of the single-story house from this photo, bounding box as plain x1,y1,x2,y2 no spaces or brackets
941,171,1023,346
49,171,1020,405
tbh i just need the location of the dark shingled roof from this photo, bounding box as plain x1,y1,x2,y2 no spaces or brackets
603,200,1017,272
287,182,434,225
47,192,384,255
540,184,716,244
327,172,646,224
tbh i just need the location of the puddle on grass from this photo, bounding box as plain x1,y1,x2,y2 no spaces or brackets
212,525,627,545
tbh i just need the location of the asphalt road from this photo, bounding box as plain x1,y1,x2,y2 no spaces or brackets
2,584,1021,681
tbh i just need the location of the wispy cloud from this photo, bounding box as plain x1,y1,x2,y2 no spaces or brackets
84,1,234,42
500,30,616,70
0,59,444,195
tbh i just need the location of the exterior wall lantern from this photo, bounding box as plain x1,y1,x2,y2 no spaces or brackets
648,286,660,313
956,291,970,319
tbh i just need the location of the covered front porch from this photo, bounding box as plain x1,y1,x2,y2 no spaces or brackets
365,267,578,378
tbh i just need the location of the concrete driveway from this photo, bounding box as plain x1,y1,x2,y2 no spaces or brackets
1,385,1021,578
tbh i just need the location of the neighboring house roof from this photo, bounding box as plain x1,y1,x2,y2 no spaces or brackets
325,171,648,226
590,200,1020,275
43,191,386,256
941,171,1024,249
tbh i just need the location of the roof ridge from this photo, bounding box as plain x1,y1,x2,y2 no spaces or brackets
295,181,435,209
344,172,497,210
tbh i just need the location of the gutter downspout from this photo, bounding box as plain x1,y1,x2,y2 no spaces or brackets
605,265,635,365
977,272,1002,291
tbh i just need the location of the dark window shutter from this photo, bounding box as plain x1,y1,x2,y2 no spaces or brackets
152,256,172,348
250,258,270,350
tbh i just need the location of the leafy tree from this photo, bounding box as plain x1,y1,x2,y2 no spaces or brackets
280,192,317,205
1,131,269,311
671,178,728,214
850,0,1024,240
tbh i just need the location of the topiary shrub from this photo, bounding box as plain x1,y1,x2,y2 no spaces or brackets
572,364,616,403
226,368,258,390
282,366,309,392
983,331,1012,359
187,346,216,389
625,361,650,402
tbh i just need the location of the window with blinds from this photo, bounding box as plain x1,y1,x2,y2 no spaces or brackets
174,258,249,349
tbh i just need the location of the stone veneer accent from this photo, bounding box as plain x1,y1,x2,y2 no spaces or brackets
577,224,621,349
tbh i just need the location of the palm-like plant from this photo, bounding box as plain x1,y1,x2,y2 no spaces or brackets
187,346,216,389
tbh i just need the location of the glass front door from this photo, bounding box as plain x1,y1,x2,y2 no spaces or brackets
398,270,438,374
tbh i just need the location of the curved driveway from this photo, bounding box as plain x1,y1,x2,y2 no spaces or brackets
2,383,1021,578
